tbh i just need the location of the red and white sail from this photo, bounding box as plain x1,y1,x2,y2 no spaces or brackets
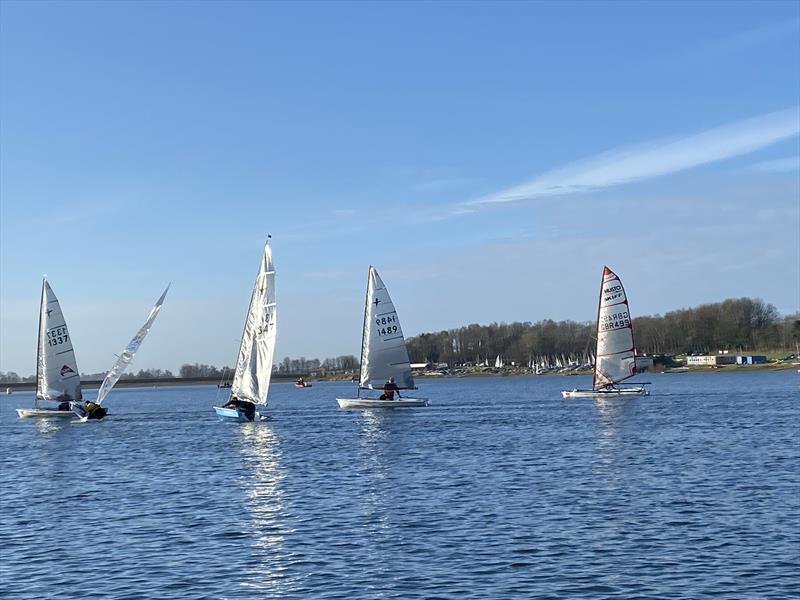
593,266,636,389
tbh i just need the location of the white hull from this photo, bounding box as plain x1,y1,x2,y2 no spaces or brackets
16,407,77,419
561,386,649,399
336,397,429,409
213,406,264,422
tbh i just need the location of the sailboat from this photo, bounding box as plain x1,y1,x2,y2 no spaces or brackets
494,354,504,369
336,266,428,409
562,266,649,398
213,240,276,422
72,285,169,421
16,278,83,418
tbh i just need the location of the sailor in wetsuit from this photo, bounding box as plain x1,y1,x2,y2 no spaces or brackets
222,396,256,421
379,377,401,401
72,400,108,420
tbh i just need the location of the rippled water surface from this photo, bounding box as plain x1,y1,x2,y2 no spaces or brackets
1,372,798,598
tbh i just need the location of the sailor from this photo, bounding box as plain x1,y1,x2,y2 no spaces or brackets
222,395,255,421
79,400,107,420
380,377,401,401
296,378,305,387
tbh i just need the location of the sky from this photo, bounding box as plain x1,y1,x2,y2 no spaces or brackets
1,0,798,375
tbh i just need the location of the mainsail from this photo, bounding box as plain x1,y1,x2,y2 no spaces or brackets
359,267,414,390
94,285,170,406
231,242,277,406
593,266,636,389
37,278,82,403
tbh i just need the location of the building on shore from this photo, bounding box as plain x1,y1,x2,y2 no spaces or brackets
735,355,767,365
686,355,737,366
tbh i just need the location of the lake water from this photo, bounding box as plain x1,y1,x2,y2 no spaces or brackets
1,371,798,599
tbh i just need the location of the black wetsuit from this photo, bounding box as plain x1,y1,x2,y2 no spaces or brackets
380,382,400,400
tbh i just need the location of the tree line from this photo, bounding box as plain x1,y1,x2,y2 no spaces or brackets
2,297,795,383
404,297,799,365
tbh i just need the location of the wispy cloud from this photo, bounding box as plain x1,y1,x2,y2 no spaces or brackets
748,156,800,173
697,18,800,58
465,107,800,209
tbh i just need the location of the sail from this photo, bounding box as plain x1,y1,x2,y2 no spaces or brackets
495,355,503,368
231,242,277,405
95,285,170,406
593,266,636,388
359,267,414,390
37,279,82,402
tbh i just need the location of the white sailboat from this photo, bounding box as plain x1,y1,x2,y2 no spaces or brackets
214,240,277,422
16,278,83,418
336,266,428,409
562,266,649,398
72,285,170,421
494,354,504,369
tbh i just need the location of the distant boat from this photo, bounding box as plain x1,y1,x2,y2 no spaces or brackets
217,367,232,388
72,285,169,421
213,240,276,422
562,266,649,398
294,381,312,388
336,266,428,409
16,278,83,419
495,355,504,368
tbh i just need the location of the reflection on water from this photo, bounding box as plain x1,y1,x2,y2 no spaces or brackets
235,423,288,595
356,410,395,537
33,417,72,436
593,397,638,465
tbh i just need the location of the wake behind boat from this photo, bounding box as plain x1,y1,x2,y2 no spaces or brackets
336,266,428,409
16,278,82,419
213,239,277,422
562,266,650,399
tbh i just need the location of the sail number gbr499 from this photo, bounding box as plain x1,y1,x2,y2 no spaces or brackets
600,311,630,331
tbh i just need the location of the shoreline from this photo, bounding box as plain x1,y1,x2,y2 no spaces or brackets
2,363,795,393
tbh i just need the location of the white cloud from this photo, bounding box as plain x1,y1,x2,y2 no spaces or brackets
464,107,800,209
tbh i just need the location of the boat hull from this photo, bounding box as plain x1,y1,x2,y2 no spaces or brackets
561,386,649,399
213,406,263,422
336,397,429,409
294,383,312,388
16,407,77,419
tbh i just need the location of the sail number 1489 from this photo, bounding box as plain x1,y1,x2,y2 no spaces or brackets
376,313,398,336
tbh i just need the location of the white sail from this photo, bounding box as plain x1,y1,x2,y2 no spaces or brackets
593,266,636,388
495,355,503,368
94,285,170,406
359,267,414,390
37,278,82,403
231,242,277,405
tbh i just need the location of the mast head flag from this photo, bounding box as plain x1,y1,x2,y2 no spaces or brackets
593,266,637,389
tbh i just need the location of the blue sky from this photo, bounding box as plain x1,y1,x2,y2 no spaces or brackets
1,0,798,374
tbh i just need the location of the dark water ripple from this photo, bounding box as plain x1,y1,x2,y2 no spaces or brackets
1,371,798,598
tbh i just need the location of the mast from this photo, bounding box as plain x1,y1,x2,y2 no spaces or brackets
591,267,605,390
34,278,45,408
357,266,373,398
